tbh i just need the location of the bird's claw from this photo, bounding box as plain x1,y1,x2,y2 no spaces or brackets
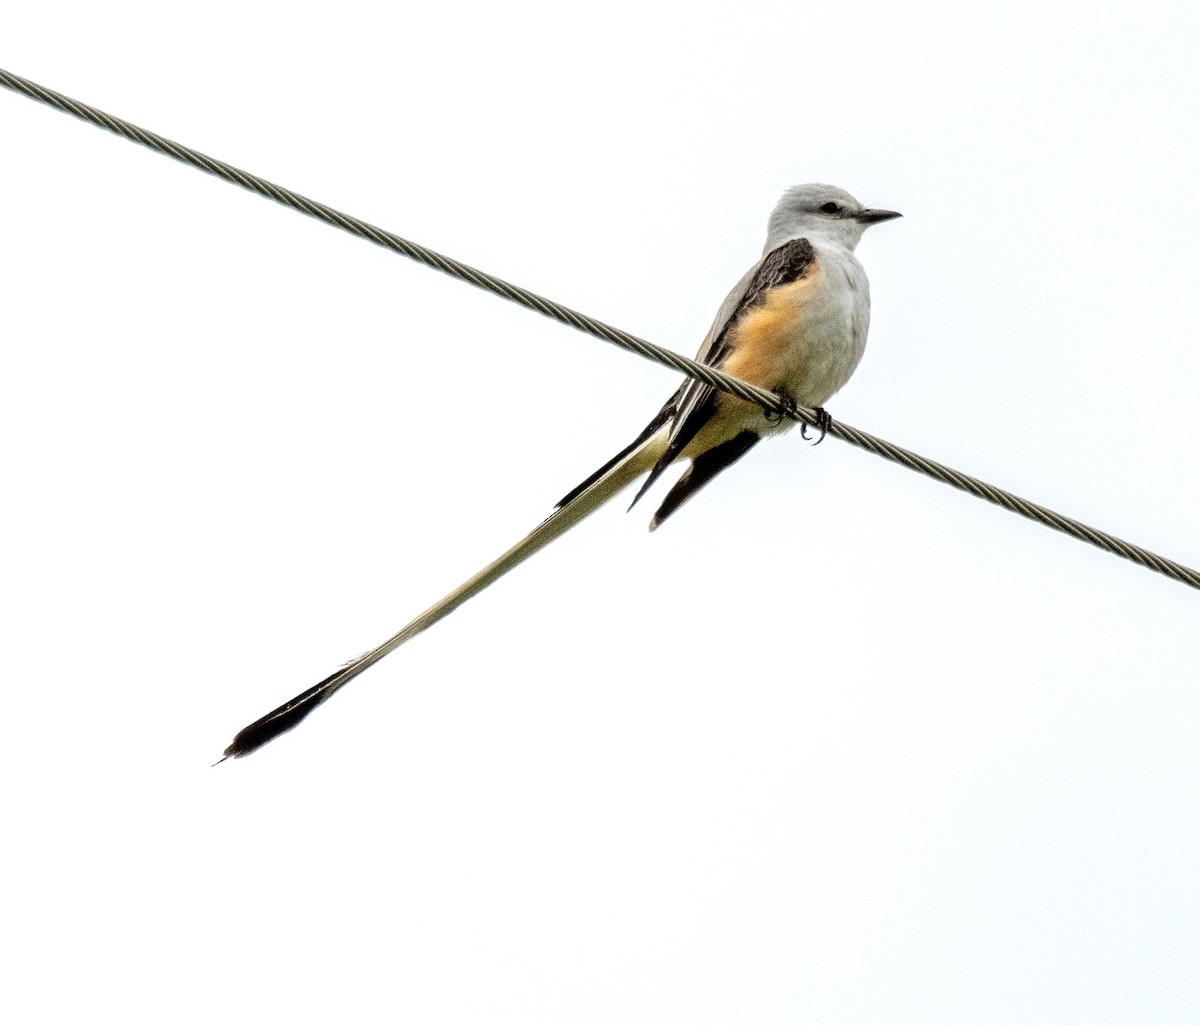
800,407,833,445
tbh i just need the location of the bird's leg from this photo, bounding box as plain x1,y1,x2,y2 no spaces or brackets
800,407,833,445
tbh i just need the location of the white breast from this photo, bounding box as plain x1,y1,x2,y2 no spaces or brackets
787,241,872,407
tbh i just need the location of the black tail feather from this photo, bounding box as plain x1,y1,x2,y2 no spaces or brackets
556,403,675,510
650,430,760,530
223,668,345,758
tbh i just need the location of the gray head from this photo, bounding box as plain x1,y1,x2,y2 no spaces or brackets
764,183,901,253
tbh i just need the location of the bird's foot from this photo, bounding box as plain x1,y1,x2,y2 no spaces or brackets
800,407,832,445
764,393,798,426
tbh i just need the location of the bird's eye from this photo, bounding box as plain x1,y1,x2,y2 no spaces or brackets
819,201,842,214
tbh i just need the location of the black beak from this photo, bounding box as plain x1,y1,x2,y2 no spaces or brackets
855,208,903,225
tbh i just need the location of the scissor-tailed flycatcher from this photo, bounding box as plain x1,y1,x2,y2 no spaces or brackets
222,184,900,759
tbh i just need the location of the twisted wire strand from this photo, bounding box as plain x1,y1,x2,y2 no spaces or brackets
4,66,1197,592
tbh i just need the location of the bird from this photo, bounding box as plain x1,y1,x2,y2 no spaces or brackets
221,184,901,760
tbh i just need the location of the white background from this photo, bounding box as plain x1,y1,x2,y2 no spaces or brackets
3,2,1199,1022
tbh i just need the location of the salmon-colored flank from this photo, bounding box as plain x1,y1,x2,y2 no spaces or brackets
720,268,821,391
677,267,824,459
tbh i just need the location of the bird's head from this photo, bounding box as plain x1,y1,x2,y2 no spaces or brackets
765,183,901,252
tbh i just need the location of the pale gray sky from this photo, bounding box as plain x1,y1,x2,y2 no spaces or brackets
4,2,1199,1022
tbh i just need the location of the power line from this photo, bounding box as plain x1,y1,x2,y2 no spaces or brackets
3,66,1198,593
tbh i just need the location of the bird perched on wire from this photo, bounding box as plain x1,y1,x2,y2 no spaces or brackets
222,184,901,760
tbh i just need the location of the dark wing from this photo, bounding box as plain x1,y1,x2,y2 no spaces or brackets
626,236,816,510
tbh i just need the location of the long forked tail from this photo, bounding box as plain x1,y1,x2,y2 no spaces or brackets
221,430,668,759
